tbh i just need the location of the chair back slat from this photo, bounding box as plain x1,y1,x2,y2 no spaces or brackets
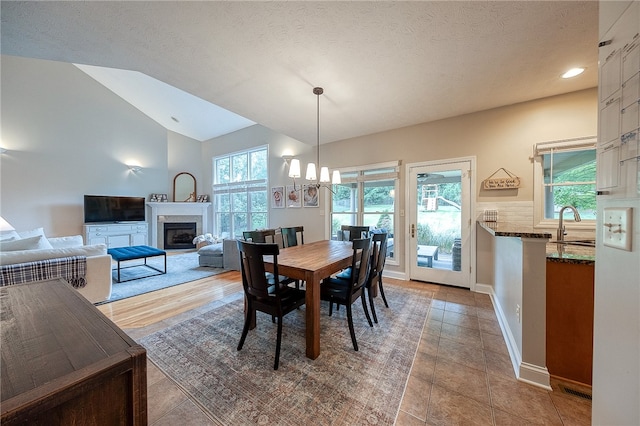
350,237,372,293
369,232,388,288
340,225,370,241
243,229,277,243
281,226,304,248
237,240,280,299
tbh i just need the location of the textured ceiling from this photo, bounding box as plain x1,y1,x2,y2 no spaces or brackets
1,1,598,145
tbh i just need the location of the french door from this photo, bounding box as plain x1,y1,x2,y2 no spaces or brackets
407,159,472,288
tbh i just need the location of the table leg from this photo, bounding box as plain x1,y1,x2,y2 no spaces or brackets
305,271,320,359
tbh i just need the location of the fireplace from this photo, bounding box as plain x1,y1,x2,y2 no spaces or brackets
163,222,197,249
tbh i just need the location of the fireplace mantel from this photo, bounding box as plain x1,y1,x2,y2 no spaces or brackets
146,202,211,248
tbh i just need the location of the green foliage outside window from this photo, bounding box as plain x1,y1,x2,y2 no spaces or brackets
551,161,596,213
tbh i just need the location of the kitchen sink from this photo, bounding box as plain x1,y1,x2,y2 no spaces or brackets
550,239,596,247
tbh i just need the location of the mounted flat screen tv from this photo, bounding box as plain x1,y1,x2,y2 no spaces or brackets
84,195,146,223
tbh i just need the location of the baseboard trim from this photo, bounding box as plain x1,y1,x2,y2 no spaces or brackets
383,270,406,281
475,282,551,390
519,363,552,390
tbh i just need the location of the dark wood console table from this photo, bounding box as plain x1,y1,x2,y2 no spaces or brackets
1,279,147,425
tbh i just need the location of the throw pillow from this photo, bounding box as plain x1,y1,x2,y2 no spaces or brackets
0,230,20,242
0,235,53,252
17,227,46,239
48,235,84,249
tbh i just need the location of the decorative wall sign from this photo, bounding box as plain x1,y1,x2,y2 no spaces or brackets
482,168,521,190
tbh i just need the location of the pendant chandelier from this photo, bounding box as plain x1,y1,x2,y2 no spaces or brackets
288,87,341,189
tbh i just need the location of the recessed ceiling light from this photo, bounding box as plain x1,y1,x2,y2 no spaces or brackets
562,68,585,79
171,116,180,123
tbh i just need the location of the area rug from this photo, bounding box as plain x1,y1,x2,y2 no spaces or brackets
139,284,433,425
103,252,227,304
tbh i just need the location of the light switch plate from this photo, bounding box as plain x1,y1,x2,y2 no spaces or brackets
603,207,633,251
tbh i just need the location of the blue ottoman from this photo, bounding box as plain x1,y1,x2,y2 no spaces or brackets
107,245,167,283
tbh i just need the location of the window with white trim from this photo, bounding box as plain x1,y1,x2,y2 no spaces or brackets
330,161,399,260
212,146,268,238
533,137,597,228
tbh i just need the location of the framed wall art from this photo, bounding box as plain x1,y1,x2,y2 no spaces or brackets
303,185,319,208
286,185,301,208
271,186,285,209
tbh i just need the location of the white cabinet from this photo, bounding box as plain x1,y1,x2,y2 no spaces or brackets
84,223,148,248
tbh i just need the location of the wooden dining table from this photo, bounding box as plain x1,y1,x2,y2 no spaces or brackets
263,239,355,359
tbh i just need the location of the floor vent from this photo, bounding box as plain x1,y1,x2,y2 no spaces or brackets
558,384,592,400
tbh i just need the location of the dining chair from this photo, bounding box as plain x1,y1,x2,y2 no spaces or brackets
242,229,277,244
243,228,296,287
236,240,306,370
339,225,370,241
320,237,373,351
280,226,305,288
366,232,389,324
280,226,304,248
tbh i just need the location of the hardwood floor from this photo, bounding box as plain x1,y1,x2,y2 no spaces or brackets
97,271,242,328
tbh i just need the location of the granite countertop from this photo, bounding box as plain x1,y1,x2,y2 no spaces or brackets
545,242,595,265
478,221,595,265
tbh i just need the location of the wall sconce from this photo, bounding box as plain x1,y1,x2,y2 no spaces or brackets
127,164,142,173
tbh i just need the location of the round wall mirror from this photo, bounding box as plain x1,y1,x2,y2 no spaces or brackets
173,172,196,202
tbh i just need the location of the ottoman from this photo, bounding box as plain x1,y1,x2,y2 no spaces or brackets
198,243,224,267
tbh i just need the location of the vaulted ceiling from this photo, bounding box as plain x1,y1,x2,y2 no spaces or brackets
1,1,598,144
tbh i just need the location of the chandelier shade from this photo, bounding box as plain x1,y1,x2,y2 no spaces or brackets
306,162,317,181
288,158,301,179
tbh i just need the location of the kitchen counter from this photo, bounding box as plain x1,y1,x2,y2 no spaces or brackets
478,221,595,265
477,221,551,239
546,243,595,265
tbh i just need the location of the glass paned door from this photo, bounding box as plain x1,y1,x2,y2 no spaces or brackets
408,160,471,288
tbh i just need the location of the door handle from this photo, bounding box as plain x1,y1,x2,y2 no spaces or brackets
411,224,415,238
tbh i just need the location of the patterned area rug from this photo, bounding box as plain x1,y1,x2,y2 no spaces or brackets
103,252,227,304
139,284,433,425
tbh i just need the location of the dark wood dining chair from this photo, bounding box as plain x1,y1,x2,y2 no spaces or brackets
280,226,305,288
243,228,296,287
320,237,373,351
236,240,306,370
280,226,304,248
242,229,277,244
339,225,370,241
366,232,389,323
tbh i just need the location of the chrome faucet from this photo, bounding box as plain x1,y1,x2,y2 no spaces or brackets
557,205,581,241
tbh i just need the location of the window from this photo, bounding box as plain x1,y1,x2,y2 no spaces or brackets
212,147,268,237
533,137,597,227
330,161,399,260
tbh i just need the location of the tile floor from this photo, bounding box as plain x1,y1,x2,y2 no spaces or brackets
127,280,592,425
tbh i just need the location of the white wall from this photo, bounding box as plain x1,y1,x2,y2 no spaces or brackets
593,1,639,424
0,55,201,237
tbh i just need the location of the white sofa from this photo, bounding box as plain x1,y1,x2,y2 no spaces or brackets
0,230,112,304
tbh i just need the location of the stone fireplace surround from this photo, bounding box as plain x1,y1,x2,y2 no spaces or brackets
146,202,211,249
